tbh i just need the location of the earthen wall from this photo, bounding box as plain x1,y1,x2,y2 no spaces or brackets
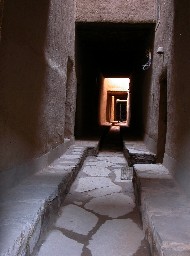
76,0,156,23
0,0,76,180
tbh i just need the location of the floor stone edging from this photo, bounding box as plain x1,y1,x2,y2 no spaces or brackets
123,141,156,167
133,163,190,256
0,143,98,256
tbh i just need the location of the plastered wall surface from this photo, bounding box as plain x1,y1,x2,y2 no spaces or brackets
171,0,190,194
145,0,174,156
170,0,190,159
2,0,190,196
144,0,190,192
76,0,156,23
0,0,76,173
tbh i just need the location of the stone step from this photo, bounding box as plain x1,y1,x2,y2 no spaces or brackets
133,164,190,256
123,141,156,167
0,142,98,256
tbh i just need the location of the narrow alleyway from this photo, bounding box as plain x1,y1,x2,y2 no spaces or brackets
36,127,150,256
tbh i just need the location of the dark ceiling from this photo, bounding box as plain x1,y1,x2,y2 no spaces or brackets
76,22,155,76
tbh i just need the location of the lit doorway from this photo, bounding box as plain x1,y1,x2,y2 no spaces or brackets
106,91,128,123
116,98,127,122
99,77,131,126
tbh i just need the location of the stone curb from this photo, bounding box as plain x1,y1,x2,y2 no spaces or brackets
123,141,156,167
133,164,190,256
0,143,98,256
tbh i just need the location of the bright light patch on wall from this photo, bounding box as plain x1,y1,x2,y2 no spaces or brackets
105,78,130,91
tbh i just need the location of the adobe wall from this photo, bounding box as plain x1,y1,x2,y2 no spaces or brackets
170,0,190,195
145,0,190,195
76,0,156,23
144,0,174,157
0,0,76,187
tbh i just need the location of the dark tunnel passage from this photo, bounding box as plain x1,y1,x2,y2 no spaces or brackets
75,22,155,142
99,126,123,152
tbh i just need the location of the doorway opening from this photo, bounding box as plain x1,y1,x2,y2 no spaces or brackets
106,92,128,123
99,77,131,126
116,98,127,122
157,72,167,162
75,23,155,139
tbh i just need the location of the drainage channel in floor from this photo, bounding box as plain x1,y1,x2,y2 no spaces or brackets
35,150,150,256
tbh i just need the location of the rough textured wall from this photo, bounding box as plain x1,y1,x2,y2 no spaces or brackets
64,57,77,139
76,0,156,23
145,0,174,155
169,0,190,161
145,0,190,182
171,0,190,194
0,0,76,172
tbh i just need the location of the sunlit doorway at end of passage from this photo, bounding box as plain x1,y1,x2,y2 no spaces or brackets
99,76,131,127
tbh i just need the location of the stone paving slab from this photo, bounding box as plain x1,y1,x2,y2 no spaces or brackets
0,143,93,256
74,176,115,193
84,192,135,218
82,165,111,176
133,163,190,256
87,184,122,197
37,230,83,256
87,219,144,256
55,204,98,235
36,151,151,256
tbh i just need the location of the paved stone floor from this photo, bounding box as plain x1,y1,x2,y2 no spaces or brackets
36,151,150,256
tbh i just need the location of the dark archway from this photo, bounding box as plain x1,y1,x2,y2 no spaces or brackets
75,22,155,139
157,70,167,163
